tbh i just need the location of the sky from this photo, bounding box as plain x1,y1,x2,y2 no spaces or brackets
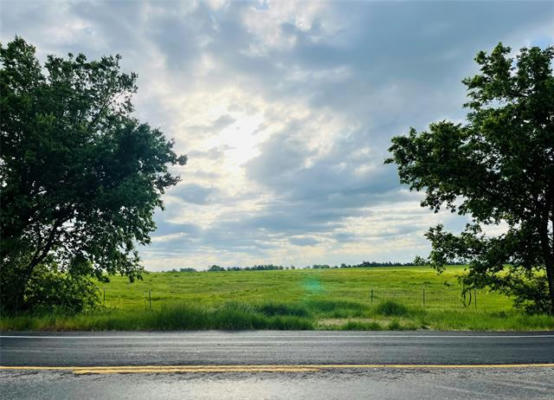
1,0,553,270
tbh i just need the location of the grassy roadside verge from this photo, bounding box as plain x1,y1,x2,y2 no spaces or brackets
2,300,554,331
2,266,553,331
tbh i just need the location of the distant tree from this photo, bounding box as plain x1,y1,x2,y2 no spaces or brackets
208,265,225,272
0,37,186,313
413,256,427,267
386,43,554,313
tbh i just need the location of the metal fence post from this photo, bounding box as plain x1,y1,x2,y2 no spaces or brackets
370,289,374,305
103,288,106,305
422,287,426,308
474,289,477,310
149,289,152,310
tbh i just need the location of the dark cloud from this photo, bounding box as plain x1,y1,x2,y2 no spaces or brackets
168,183,220,205
151,220,200,238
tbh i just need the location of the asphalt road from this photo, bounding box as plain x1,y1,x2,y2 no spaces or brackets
1,331,553,399
2,366,554,400
1,330,554,366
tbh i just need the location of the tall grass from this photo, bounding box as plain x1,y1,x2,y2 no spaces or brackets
375,300,409,316
2,299,553,331
0,302,314,331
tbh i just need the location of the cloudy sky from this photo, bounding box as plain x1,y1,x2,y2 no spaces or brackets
2,1,552,270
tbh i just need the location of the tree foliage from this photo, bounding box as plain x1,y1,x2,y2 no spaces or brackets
0,37,186,313
386,43,554,313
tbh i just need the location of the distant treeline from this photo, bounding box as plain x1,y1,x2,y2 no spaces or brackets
168,261,465,273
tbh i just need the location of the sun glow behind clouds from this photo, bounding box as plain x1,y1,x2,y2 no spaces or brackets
209,113,266,166
159,82,356,231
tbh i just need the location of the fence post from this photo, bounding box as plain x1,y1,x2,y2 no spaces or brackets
103,288,106,305
422,287,425,308
149,289,152,310
370,289,374,305
474,289,477,310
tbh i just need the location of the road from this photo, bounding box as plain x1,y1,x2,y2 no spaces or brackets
1,330,554,365
1,331,554,399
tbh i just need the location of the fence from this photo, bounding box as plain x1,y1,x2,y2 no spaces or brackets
99,285,504,313
99,287,155,310
366,287,493,311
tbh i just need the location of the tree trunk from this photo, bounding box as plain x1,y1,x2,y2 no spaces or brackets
0,265,29,314
546,257,554,315
1,218,64,313
540,213,554,315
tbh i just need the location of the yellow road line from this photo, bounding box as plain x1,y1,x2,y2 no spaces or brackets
1,364,554,374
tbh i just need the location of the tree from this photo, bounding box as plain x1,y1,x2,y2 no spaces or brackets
412,256,427,267
0,37,186,313
386,43,554,314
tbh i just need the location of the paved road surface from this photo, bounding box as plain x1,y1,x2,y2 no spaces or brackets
1,330,554,366
1,331,553,399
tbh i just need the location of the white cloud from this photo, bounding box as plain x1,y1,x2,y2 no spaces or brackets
2,0,551,269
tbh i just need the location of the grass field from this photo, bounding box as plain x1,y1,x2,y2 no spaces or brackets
2,266,554,331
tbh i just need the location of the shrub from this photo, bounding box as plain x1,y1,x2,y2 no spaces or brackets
23,265,99,314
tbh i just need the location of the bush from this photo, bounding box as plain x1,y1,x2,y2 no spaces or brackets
376,300,408,316
23,265,99,314
507,275,552,314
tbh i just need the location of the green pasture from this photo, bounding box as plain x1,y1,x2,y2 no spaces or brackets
2,266,554,331
99,266,508,312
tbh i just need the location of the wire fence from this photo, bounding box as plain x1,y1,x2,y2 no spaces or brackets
100,285,505,312
366,288,487,310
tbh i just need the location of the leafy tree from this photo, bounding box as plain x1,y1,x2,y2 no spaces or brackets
412,256,427,267
0,37,186,313
386,43,554,314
